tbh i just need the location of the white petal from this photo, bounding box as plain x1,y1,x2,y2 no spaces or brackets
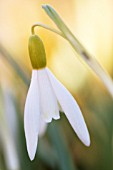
46,68,90,146
58,102,63,112
24,70,40,160
38,68,60,122
39,118,47,137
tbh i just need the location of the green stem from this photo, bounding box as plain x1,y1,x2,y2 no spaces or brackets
42,4,113,98
31,23,65,38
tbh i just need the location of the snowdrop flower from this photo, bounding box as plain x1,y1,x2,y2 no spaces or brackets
24,34,90,160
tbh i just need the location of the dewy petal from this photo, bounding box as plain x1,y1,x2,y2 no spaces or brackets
46,68,90,146
24,70,40,160
38,68,60,122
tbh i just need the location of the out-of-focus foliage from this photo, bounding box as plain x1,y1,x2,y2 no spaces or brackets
0,0,113,170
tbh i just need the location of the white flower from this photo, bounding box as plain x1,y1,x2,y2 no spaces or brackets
24,67,90,160
24,33,90,160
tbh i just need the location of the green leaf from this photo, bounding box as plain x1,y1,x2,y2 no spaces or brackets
38,139,58,169
0,43,30,85
47,121,78,170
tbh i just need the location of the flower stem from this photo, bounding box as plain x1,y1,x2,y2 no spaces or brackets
31,23,65,38
42,4,113,98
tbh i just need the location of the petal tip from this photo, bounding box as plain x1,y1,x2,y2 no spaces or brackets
53,114,60,120
84,139,90,147
29,154,35,161
82,133,91,147
27,145,36,161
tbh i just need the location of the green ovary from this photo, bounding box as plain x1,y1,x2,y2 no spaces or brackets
28,34,46,69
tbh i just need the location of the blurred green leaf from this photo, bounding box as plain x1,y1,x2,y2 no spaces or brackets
0,43,30,85
38,139,58,169
47,121,78,170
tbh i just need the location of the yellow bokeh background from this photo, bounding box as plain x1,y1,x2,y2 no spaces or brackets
0,0,113,93
0,1,113,169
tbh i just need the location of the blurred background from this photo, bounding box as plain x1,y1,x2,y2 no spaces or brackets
0,0,113,170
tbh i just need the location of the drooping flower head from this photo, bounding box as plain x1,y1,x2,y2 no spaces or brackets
24,33,90,160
